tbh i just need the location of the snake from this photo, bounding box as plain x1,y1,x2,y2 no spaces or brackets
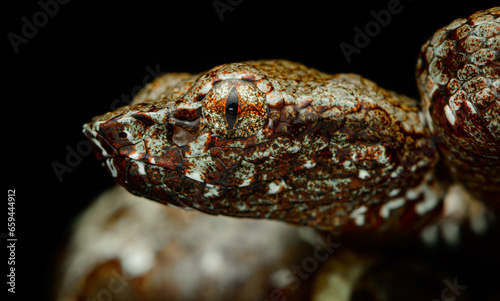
83,7,499,238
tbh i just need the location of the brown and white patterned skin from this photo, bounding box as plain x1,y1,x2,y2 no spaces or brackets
83,60,444,237
83,7,499,238
416,7,500,209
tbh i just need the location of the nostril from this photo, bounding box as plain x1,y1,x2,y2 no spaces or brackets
118,131,128,139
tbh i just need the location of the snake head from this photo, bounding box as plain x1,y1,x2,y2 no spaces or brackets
82,62,287,214
84,60,443,235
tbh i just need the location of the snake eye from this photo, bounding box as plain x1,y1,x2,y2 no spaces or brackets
225,87,239,129
202,79,267,138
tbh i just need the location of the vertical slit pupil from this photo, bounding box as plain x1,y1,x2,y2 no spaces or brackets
227,103,238,116
225,86,239,130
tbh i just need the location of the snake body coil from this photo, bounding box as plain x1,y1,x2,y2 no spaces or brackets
417,7,500,208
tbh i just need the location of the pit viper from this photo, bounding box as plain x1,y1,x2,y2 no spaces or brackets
83,7,499,238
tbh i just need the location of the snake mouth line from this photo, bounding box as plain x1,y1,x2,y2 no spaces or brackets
82,124,114,158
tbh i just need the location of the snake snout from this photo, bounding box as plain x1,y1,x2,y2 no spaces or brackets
82,122,117,161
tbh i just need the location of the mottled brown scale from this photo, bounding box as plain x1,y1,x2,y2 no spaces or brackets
416,6,500,208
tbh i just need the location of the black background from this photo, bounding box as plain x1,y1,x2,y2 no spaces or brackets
4,0,498,300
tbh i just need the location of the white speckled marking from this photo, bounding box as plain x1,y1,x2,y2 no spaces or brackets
415,184,440,215
135,160,147,175
465,100,477,114
358,169,370,180
418,111,426,128
129,152,140,160
406,180,425,200
238,178,253,187
287,145,301,153
185,170,203,182
236,202,248,211
376,148,389,165
424,106,435,132
388,188,401,197
349,206,368,226
106,158,118,178
203,184,220,198
390,166,404,178
303,159,316,169
90,137,110,157
267,179,287,195
185,134,209,157
380,197,406,219
444,105,456,125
